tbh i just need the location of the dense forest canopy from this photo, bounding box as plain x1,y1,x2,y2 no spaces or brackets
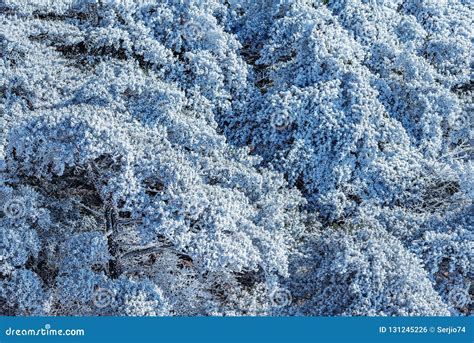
0,0,472,316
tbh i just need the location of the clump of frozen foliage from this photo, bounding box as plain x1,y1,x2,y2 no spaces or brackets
1,0,472,316
284,223,450,316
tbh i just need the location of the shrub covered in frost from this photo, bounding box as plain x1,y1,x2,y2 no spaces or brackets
284,223,450,316
0,0,472,316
